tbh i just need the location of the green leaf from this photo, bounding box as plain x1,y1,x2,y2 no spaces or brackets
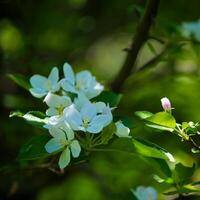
174,163,195,183
182,184,200,193
133,138,175,162
182,122,189,129
164,184,200,195
100,123,116,144
10,111,47,127
135,111,153,119
8,73,31,90
153,175,174,185
99,138,175,163
145,124,175,132
145,112,176,132
92,91,122,107
18,135,52,160
191,148,200,154
152,158,172,177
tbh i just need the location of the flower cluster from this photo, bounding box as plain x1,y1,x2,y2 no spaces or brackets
29,63,130,169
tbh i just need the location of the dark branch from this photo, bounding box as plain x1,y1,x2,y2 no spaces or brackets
111,0,160,92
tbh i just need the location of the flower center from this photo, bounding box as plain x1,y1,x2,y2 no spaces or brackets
57,105,64,115
59,139,69,146
83,118,90,128
75,81,82,90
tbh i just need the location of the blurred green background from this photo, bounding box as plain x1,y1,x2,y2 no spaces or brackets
1,0,200,199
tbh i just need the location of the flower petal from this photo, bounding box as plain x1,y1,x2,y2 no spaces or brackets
60,79,77,93
59,147,71,169
76,70,92,87
74,93,90,111
46,107,59,116
115,121,130,138
87,115,111,133
95,102,106,113
45,138,64,153
44,92,71,108
48,67,59,85
63,63,75,85
29,88,47,98
44,92,59,107
80,102,97,121
64,104,84,131
49,128,66,139
62,121,74,141
86,82,104,99
70,140,81,158
45,115,62,127
30,75,48,89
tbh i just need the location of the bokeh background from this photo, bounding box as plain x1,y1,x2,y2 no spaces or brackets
1,0,200,199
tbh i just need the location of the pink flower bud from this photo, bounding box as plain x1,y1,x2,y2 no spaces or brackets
161,97,171,111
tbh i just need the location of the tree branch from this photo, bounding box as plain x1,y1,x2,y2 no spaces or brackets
111,0,160,92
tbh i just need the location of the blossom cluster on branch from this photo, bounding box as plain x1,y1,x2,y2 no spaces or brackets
29,63,130,169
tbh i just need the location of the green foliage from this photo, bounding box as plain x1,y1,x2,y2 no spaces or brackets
3,1,200,199
154,162,200,196
18,134,52,160
145,112,176,131
173,163,196,184
9,111,47,127
100,122,116,144
133,138,175,162
8,73,31,90
109,138,175,162
151,158,172,178
135,111,153,119
135,111,176,132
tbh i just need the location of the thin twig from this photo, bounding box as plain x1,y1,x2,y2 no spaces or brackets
137,44,169,72
111,0,160,92
148,35,166,44
189,138,200,150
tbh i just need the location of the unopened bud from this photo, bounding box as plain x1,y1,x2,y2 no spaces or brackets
161,97,171,112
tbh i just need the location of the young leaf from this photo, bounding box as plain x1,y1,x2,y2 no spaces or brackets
10,111,47,127
145,112,176,132
135,111,153,119
8,73,31,90
133,138,175,162
18,135,52,160
145,124,175,132
92,91,122,107
100,123,116,144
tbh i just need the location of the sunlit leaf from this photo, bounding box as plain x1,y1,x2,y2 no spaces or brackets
8,73,31,90
133,138,175,162
10,111,47,127
145,112,176,132
135,111,153,119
